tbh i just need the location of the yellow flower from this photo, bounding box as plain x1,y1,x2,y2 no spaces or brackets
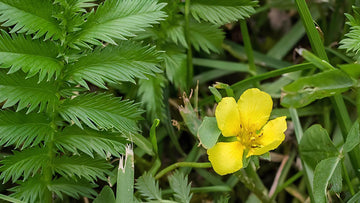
207,88,287,175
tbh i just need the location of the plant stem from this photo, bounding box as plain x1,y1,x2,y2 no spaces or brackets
184,0,193,90
235,170,275,203
295,0,328,61
154,162,211,180
289,108,314,202
342,159,355,195
240,20,256,75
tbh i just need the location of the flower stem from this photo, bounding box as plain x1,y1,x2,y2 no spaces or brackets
235,169,275,203
154,162,211,180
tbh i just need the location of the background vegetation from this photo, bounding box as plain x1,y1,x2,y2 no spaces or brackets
0,0,360,202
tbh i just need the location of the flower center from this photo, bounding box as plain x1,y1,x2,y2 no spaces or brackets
237,124,263,149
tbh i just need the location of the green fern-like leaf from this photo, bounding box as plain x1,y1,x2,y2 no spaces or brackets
0,31,63,82
54,126,127,158
0,110,52,149
168,171,193,203
48,177,98,200
65,41,162,89
55,0,96,12
59,93,143,134
190,0,257,25
339,8,360,60
163,50,187,90
135,172,162,201
9,176,47,203
69,0,167,48
0,0,62,40
0,147,49,183
10,176,97,202
138,74,165,120
167,20,224,54
0,70,58,113
53,155,112,182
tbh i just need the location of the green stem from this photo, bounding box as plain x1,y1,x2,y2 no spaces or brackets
342,159,355,195
295,0,328,61
240,20,256,75
235,170,275,203
245,162,268,195
42,112,57,203
154,162,211,180
289,108,314,202
289,108,303,141
184,0,193,90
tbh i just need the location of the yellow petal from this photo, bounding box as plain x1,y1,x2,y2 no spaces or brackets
207,141,244,175
248,116,287,156
215,97,241,137
237,88,273,131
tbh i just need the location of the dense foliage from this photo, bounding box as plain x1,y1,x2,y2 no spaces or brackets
1,0,360,202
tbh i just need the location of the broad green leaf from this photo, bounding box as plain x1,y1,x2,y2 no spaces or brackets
343,121,360,152
190,0,257,25
168,171,193,203
66,42,162,89
0,147,50,183
281,69,354,108
69,0,167,48
299,125,339,169
0,70,58,113
135,172,162,201
0,110,52,149
313,157,341,203
117,145,134,203
338,63,360,79
0,0,62,40
59,93,143,134
93,186,115,203
197,117,221,149
0,31,63,82
54,126,127,158
328,163,342,193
